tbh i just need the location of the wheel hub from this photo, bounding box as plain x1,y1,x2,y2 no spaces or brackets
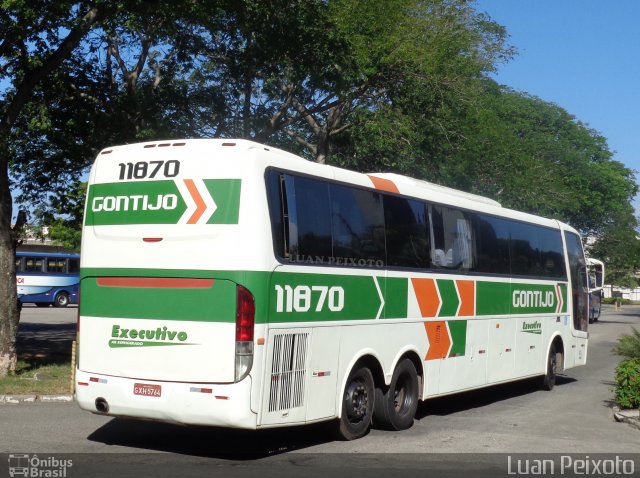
345,382,368,420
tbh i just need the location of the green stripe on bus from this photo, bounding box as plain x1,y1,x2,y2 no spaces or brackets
80,277,236,321
476,281,511,315
381,277,409,319
80,268,569,323
436,279,459,317
448,320,467,357
204,179,241,224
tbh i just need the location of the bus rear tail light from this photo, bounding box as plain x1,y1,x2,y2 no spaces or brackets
235,285,255,382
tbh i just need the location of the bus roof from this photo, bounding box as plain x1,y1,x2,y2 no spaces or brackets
16,251,80,258
95,138,576,234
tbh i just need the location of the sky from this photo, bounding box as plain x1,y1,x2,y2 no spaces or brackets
474,0,640,188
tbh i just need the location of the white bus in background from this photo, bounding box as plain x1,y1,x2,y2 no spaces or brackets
587,258,605,322
76,139,603,439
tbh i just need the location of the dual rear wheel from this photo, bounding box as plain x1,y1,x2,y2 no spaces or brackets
339,359,420,440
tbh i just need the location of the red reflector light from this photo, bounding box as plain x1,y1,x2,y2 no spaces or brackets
77,382,89,387
236,286,255,342
143,238,163,243
90,377,99,382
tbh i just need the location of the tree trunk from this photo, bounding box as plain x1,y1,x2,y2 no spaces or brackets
0,141,20,377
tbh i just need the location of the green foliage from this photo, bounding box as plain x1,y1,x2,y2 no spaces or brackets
589,210,640,288
32,182,85,251
602,297,632,305
2,0,639,274
614,328,640,360
450,84,638,231
614,358,640,410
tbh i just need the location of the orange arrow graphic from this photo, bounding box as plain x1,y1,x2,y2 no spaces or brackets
184,179,207,224
412,278,441,317
456,280,475,316
424,321,451,360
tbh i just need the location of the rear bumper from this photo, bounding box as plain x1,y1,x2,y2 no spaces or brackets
75,369,257,429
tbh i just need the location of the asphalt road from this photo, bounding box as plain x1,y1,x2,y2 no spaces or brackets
2,304,639,477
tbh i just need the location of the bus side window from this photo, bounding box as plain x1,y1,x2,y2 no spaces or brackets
474,214,510,274
266,171,287,258
384,196,430,269
538,228,567,279
292,176,332,260
429,205,474,271
68,258,80,274
25,257,44,273
330,183,385,263
47,259,65,273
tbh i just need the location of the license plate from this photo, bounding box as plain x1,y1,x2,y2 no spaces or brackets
133,383,161,397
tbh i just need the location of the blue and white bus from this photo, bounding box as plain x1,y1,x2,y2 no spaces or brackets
16,251,80,307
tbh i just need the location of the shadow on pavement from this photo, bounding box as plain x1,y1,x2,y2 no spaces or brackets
17,322,76,367
87,418,338,459
417,375,576,419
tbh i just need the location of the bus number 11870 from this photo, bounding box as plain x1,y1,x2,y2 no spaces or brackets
275,285,344,313
118,160,180,180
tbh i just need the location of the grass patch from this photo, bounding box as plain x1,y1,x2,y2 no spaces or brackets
0,360,72,395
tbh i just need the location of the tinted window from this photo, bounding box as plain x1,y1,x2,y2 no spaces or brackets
384,196,430,268
294,177,332,259
429,205,474,271
266,171,287,257
474,214,510,274
330,183,385,263
565,231,588,332
510,221,567,278
509,222,541,276
68,259,80,274
538,228,566,278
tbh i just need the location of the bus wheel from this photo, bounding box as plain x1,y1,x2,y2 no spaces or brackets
541,343,558,391
373,359,419,431
54,292,69,308
339,366,374,440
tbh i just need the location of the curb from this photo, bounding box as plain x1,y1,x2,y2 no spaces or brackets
613,406,640,431
0,394,74,404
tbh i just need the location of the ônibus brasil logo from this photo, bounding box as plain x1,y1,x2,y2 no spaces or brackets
85,178,241,226
109,324,195,348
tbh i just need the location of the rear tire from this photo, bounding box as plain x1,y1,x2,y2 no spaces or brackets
338,366,375,440
54,292,69,308
373,359,419,431
541,343,558,391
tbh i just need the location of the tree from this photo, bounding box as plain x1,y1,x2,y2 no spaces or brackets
589,210,640,288
0,0,357,376
0,1,118,376
449,83,637,230
32,182,86,251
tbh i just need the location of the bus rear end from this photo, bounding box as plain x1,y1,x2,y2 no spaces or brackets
75,139,276,428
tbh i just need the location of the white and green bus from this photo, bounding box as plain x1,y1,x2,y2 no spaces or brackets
76,139,603,439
